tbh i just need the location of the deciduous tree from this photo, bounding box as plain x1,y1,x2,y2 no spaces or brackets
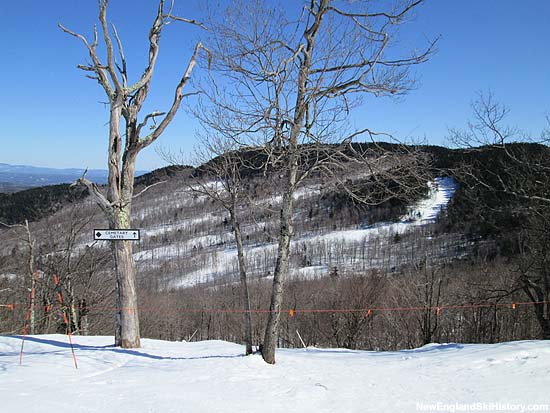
449,92,550,339
200,0,436,363
60,0,206,347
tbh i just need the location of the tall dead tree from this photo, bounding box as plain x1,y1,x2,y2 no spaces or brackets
200,0,435,363
60,0,205,348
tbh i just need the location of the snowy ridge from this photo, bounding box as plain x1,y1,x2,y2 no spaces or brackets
1,335,548,412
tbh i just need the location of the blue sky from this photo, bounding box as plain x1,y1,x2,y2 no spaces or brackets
1,1,549,171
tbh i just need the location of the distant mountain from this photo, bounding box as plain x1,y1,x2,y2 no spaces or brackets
0,165,188,225
0,163,149,192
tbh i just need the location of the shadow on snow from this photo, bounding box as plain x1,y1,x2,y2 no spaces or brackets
7,336,245,361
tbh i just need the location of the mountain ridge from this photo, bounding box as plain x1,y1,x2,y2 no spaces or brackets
1,142,548,347
0,162,149,191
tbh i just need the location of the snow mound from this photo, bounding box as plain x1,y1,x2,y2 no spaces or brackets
1,335,549,412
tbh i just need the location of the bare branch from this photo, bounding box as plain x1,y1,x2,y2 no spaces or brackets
111,23,128,88
58,23,114,98
132,180,167,199
136,111,167,136
0,221,27,230
98,0,123,93
327,0,423,23
164,14,208,30
125,0,165,105
139,42,209,148
70,170,114,213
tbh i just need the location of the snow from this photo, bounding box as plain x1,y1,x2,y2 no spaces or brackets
403,176,458,223
142,214,219,238
1,335,549,412
265,185,322,205
304,176,458,244
0,273,17,281
134,232,233,262
166,177,458,287
167,242,279,288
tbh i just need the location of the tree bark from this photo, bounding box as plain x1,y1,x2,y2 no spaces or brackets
528,289,550,340
79,299,89,336
109,204,140,348
113,238,140,347
232,212,253,355
262,179,295,363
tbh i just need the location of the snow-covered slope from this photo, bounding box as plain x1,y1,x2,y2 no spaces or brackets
1,335,548,412
167,176,458,287
0,175,459,290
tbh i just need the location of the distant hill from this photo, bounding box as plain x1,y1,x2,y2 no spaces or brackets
0,163,149,191
0,165,188,225
135,165,194,187
1,143,547,238
0,184,90,225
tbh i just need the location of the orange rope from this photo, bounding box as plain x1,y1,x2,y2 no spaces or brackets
2,300,548,316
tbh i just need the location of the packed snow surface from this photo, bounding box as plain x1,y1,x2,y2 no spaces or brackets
1,335,549,412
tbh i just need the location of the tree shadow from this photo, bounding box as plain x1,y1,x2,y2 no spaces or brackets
9,336,246,361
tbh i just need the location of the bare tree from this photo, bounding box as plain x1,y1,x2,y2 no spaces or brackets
449,92,550,205
179,136,257,355
199,0,436,363
449,92,550,339
59,0,206,348
0,220,38,334
517,214,550,339
40,206,112,336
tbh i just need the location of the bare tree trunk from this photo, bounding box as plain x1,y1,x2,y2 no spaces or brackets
26,221,37,335
262,182,295,363
232,214,253,355
541,319,550,340
186,138,258,355
67,283,80,335
30,275,36,335
70,302,79,335
523,285,550,340
110,204,140,348
113,239,140,347
114,270,122,345
79,299,89,336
